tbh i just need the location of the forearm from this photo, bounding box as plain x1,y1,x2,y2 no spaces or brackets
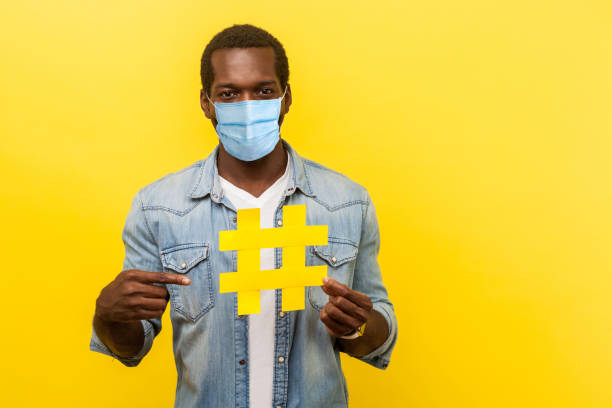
338,309,388,357
93,313,144,358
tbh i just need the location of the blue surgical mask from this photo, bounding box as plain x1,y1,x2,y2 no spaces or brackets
207,88,287,162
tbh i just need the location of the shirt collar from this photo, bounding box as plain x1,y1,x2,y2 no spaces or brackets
187,139,315,201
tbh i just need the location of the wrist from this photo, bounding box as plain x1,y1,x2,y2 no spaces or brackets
339,321,367,340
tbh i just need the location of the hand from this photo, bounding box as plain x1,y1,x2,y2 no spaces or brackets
95,269,191,323
319,277,373,338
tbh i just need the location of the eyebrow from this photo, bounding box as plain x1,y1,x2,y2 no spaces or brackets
214,80,278,90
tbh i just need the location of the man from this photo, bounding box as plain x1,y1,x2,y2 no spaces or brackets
90,24,397,407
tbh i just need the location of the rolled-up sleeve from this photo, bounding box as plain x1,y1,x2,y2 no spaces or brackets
89,190,163,367
89,319,158,367
350,190,398,369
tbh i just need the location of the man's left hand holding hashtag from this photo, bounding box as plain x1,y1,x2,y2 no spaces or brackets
319,277,390,357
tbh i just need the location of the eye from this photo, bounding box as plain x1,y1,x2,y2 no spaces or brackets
259,88,276,97
218,90,236,100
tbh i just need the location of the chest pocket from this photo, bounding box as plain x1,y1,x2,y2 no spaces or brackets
161,242,214,322
307,238,358,311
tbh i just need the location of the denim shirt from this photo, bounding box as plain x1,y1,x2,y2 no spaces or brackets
90,140,398,408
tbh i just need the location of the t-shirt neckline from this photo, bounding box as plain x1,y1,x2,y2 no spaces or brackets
219,153,291,204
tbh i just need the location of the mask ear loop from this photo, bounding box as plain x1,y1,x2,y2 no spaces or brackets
204,91,218,121
278,86,288,135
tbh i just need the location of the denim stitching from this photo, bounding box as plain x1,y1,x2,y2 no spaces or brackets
302,160,315,196
327,237,358,247
161,245,208,272
188,161,206,197
313,245,357,266
161,242,209,254
198,245,215,318
310,197,368,212
142,200,204,216
137,193,162,258
308,239,359,311
161,243,214,322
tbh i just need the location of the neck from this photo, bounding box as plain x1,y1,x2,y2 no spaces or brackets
217,139,288,198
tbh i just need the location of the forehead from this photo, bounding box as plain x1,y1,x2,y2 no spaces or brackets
210,47,278,87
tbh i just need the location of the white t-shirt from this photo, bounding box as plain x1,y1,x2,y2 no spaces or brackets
218,152,292,408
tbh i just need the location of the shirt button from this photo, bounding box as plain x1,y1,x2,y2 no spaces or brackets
239,359,246,365
277,219,283,226
279,311,285,318
180,262,186,269
331,257,337,263
278,356,285,363
232,216,237,223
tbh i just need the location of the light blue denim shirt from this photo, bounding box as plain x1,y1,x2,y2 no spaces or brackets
90,139,398,407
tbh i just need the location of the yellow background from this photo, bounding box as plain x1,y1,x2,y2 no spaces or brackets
1,1,610,406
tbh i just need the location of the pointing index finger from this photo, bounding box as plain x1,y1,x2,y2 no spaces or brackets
133,271,191,285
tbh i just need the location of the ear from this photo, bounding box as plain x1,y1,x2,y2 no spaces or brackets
282,83,292,115
200,89,215,120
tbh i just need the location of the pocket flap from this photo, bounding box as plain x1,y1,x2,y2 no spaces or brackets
313,238,358,267
161,243,209,273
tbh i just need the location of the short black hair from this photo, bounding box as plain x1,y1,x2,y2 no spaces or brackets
200,24,289,96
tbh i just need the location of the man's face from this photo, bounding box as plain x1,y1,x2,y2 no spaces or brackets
200,46,292,128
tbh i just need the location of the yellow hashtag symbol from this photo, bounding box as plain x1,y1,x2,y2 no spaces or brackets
219,204,328,315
